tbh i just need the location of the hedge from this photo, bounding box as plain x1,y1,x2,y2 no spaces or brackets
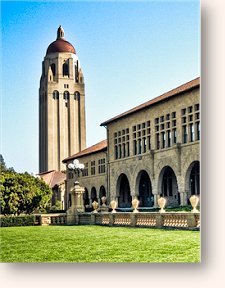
0,215,35,227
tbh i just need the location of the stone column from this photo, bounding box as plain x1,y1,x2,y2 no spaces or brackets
66,182,85,225
179,191,188,206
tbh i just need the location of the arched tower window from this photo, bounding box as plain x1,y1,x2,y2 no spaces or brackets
51,63,56,76
53,90,59,100
63,91,69,100
63,62,69,76
74,91,80,101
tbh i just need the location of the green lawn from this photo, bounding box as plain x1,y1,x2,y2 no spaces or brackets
0,225,200,263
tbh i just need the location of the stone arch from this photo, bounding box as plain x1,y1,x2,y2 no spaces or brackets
135,170,154,207
83,188,89,207
91,187,97,203
158,166,180,207
116,173,131,208
185,161,200,200
99,185,106,205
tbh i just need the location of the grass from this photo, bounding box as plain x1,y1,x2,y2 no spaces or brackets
0,225,200,263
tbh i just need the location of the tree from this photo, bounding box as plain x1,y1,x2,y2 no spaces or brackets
0,171,52,215
0,154,7,172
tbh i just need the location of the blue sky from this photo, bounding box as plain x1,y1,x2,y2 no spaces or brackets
1,0,200,174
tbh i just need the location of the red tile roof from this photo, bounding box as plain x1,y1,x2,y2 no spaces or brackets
37,170,66,188
62,139,107,163
100,77,200,126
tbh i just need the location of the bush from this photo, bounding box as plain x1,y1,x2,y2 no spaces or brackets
0,215,35,227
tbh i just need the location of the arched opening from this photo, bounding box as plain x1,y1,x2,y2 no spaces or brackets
99,185,106,205
51,63,56,76
63,91,69,100
137,171,153,207
53,90,59,100
74,91,80,101
91,187,97,203
160,166,180,206
117,174,131,208
189,161,200,196
83,188,89,207
63,62,69,76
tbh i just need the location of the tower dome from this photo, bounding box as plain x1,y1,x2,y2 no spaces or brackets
46,26,76,55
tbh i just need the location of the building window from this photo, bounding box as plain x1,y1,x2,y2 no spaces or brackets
63,91,69,100
196,122,200,140
98,158,106,174
51,63,56,76
156,133,160,150
53,90,59,100
91,161,95,175
82,163,88,177
181,103,200,144
155,112,176,149
167,131,171,147
173,129,176,144
190,123,194,142
132,121,151,155
114,127,130,159
183,125,188,143
74,91,80,101
64,84,69,89
161,132,166,148
63,62,69,76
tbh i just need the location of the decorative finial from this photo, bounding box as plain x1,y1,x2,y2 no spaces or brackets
57,25,65,39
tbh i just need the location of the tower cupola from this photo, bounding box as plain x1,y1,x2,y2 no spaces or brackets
46,26,76,55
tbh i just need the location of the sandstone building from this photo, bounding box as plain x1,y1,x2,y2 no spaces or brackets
63,78,200,209
39,26,86,173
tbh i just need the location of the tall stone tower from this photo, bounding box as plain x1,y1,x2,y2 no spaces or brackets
39,26,86,173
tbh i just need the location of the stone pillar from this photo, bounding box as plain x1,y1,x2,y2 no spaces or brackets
66,182,85,225
179,191,188,206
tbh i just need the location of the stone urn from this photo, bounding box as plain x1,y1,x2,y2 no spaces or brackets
158,197,166,213
190,195,199,213
101,196,107,207
132,197,139,213
92,201,98,213
110,200,117,213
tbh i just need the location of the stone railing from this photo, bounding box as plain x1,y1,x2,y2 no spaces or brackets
35,213,67,226
76,212,200,230
35,212,200,230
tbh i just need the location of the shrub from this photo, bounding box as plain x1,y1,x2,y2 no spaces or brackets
0,215,35,227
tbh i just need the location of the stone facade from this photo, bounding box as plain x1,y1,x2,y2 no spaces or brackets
63,78,200,210
39,26,86,173
64,142,108,210
105,86,200,208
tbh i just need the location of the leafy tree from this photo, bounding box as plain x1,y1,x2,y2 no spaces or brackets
0,171,52,215
0,154,7,172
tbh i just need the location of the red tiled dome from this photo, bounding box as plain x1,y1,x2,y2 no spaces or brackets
46,38,76,55
46,26,76,55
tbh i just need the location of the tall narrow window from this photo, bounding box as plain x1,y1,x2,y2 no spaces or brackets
190,123,194,142
126,142,130,157
74,91,80,101
51,63,56,76
161,132,165,148
122,143,126,158
138,139,142,154
133,140,137,155
156,134,160,150
63,62,69,76
167,131,171,147
183,125,188,143
173,129,177,144
63,91,69,100
143,137,146,153
196,122,200,140
118,145,122,159
53,90,59,100
115,146,118,159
